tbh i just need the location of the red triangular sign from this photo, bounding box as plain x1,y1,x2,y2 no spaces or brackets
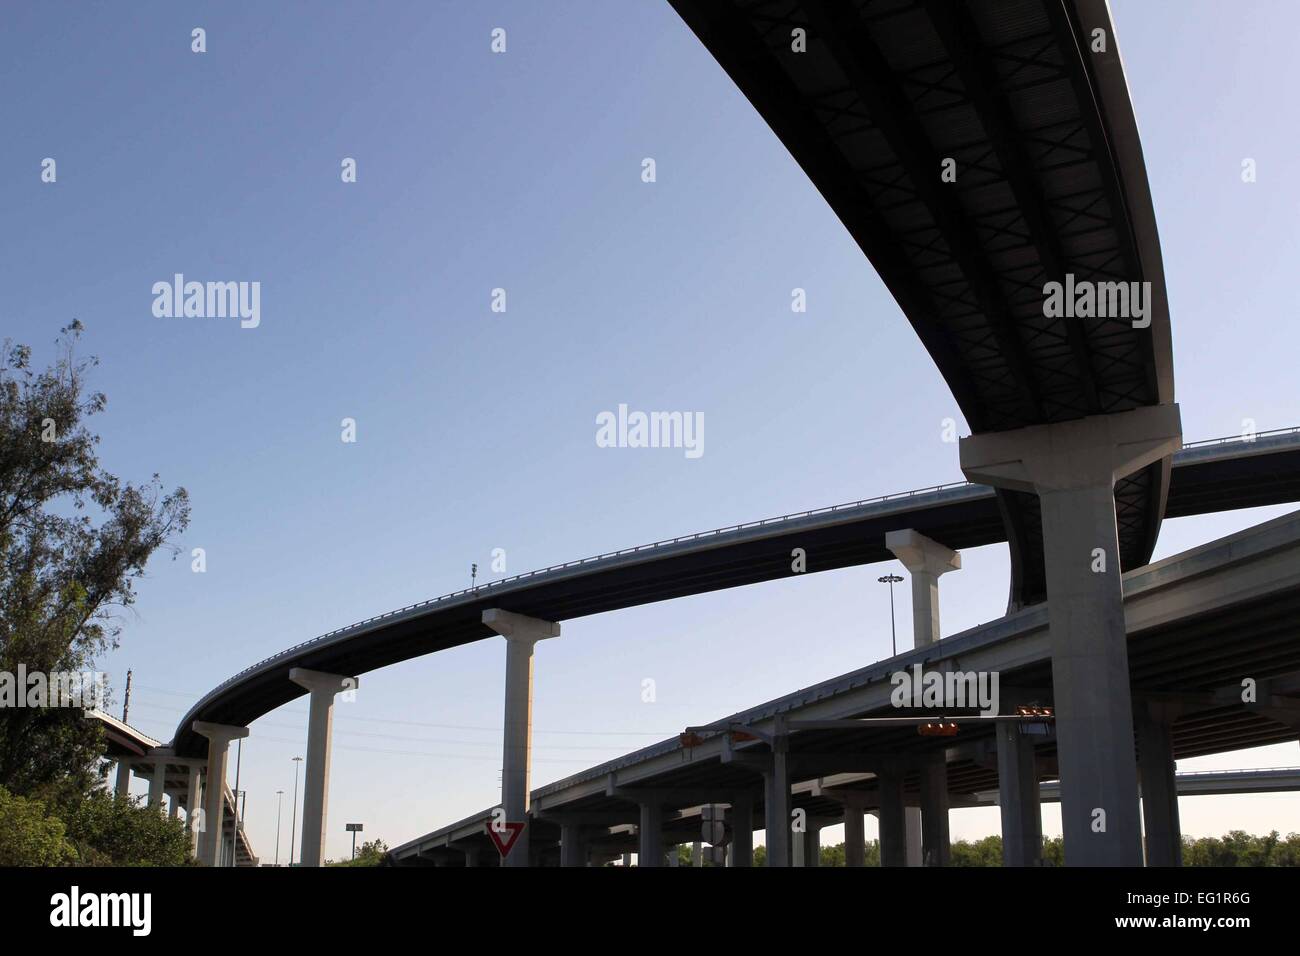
486,821,526,858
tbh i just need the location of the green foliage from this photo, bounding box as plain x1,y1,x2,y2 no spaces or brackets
0,324,189,794
330,838,389,866
750,833,1300,867
0,784,75,865
60,788,193,866
949,835,1004,867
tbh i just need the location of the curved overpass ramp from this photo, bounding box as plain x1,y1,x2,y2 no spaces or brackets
668,0,1174,607
171,430,1300,757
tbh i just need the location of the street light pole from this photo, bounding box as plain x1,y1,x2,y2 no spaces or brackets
290,756,303,867
879,573,904,657
275,789,284,867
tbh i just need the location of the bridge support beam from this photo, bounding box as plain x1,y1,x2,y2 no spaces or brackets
842,794,867,867
762,727,791,867
730,794,754,867
997,720,1042,866
885,528,961,646
919,757,950,866
185,765,203,858
192,721,249,867
289,667,356,868
114,760,132,799
877,765,907,867
483,609,561,868
1137,705,1182,866
793,820,822,867
961,403,1182,866
906,807,923,866
560,824,586,868
638,803,664,867
147,759,167,811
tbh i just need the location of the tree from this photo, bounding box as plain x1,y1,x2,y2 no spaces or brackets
0,784,75,865
0,324,189,796
330,839,389,866
61,788,193,866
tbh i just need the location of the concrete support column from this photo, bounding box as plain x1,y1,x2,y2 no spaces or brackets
843,795,867,868
905,808,923,866
482,609,561,868
1137,706,1182,866
730,795,754,867
667,844,680,867
185,765,203,858
918,758,950,866
961,403,1181,866
192,721,248,867
885,529,961,646
877,766,907,867
289,667,355,868
762,733,791,867
463,846,482,868
691,840,702,867
114,760,132,799
997,720,1042,866
560,824,586,868
794,822,820,867
147,759,167,811
638,803,664,867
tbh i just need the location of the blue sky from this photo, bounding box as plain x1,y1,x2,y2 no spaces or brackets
3,0,1298,862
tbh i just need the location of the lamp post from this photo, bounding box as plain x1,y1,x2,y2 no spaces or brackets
346,822,364,861
290,756,303,866
879,573,904,657
275,789,284,867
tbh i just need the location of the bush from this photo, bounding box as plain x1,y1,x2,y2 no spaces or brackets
61,788,193,866
0,785,75,865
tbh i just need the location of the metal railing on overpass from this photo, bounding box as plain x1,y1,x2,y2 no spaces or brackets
202,427,1299,698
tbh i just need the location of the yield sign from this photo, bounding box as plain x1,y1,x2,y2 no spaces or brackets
486,821,526,858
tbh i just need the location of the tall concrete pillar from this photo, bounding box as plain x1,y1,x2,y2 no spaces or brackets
289,668,355,868
905,808,923,866
885,529,961,646
843,794,867,867
997,720,1042,866
114,760,132,799
794,822,820,867
463,845,482,868
638,803,664,867
961,404,1181,866
482,609,560,868
919,758,950,866
560,823,586,868
730,795,754,867
147,759,167,811
762,735,791,867
1137,707,1182,866
877,766,907,867
691,840,702,867
192,721,249,867
185,765,203,858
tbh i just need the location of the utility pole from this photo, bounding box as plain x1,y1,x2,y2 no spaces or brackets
879,573,904,657
346,822,364,860
471,563,478,587
275,790,284,867
122,669,132,723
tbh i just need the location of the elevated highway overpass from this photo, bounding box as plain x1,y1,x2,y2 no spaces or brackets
170,428,1300,761
388,509,1300,867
